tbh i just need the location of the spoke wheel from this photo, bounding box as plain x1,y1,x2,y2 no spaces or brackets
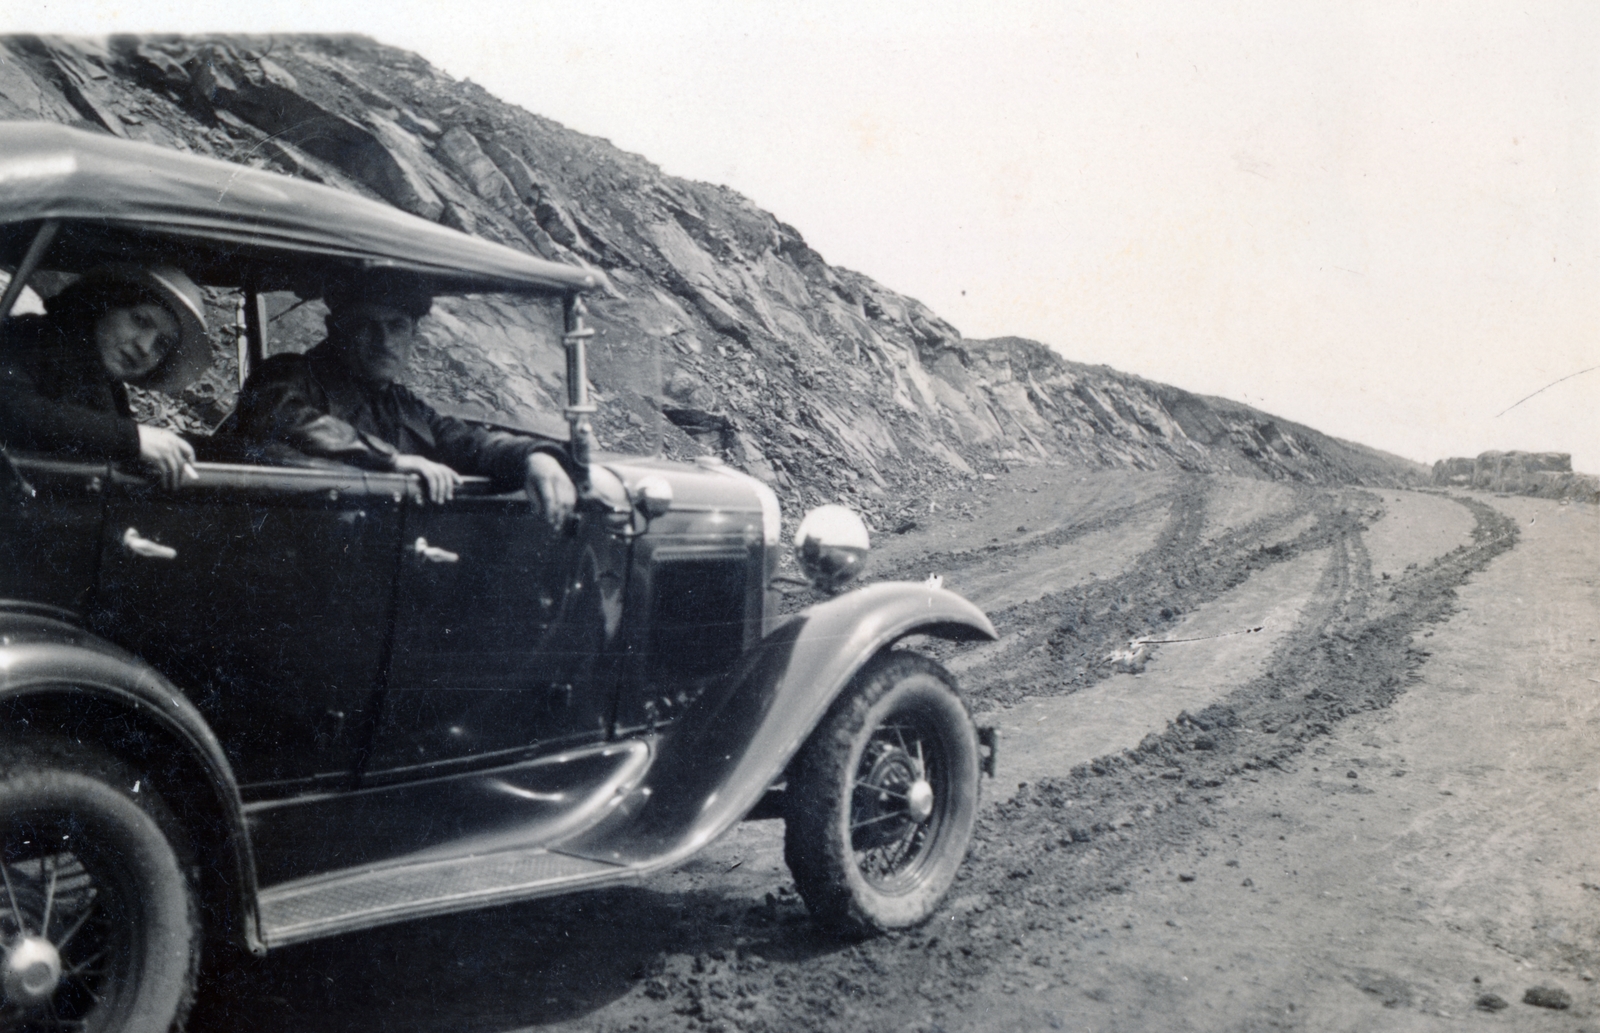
785,652,980,937
0,748,197,1033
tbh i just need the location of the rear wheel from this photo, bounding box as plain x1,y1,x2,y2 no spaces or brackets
0,744,198,1033
784,652,980,937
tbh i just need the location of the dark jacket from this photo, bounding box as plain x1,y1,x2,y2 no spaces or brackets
0,315,141,462
226,342,564,490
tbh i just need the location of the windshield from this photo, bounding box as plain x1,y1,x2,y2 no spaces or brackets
4,264,685,463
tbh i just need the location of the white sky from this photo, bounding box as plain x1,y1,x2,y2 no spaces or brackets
9,1,1599,471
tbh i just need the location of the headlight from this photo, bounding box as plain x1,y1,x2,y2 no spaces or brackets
793,504,870,591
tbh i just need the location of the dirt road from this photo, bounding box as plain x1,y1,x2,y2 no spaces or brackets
931,489,1597,1033
192,473,1597,1033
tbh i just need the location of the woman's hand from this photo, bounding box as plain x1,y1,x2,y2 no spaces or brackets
136,424,198,490
526,452,577,531
393,453,463,504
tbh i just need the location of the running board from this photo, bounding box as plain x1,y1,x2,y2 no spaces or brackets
258,848,623,948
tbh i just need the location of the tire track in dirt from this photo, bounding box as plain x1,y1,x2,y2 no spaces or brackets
989,545,1333,793
876,488,1187,586
937,479,1347,710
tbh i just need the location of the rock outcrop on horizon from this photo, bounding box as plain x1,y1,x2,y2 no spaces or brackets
1432,451,1598,501
0,34,1429,531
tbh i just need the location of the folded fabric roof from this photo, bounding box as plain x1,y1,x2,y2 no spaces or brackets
0,121,606,297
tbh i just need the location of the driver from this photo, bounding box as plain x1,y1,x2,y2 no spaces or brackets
225,271,576,526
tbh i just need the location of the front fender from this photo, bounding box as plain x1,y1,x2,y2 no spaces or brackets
557,581,994,867
743,581,996,771
0,605,262,954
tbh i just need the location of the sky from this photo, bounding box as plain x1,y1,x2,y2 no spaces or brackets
7,1,1598,471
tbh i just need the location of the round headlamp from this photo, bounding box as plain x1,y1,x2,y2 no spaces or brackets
793,504,870,592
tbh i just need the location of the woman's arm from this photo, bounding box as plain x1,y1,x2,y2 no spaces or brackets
0,347,141,462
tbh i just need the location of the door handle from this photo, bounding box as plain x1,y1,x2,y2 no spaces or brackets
413,537,459,564
122,527,177,560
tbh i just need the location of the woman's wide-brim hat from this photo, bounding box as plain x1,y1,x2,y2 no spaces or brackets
78,263,210,393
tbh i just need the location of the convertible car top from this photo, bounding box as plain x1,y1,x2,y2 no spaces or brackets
0,120,606,296
0,119,608,440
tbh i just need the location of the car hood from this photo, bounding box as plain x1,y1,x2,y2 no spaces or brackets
598,455,767,516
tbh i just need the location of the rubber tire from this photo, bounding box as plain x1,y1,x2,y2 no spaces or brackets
784,651,980,938
0,743,200,1033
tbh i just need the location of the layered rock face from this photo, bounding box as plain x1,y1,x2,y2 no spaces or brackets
1433,451,1597,501
1430,457,1477,486
0,34,1426,529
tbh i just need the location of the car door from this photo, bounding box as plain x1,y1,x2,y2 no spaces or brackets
361,484,627,778
89,462,407,793
0,452,106,614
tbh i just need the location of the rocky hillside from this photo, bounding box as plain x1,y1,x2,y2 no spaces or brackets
0,34,1427,531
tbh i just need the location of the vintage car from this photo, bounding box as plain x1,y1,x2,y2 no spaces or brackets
0,122,996,1032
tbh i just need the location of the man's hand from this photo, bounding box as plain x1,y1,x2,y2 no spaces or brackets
393,453,463,504
136,424,198,490
526,452,577,531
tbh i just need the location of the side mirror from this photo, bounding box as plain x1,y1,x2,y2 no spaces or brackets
793,504,870,592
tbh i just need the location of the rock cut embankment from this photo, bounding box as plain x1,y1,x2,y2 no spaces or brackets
1432,451,1598,501
0,34,1427,529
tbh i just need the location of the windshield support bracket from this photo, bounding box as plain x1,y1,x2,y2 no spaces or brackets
563,291,598,483
0,219,60,337
238,287,268,387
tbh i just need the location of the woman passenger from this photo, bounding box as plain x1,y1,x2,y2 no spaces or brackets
0,264,210,488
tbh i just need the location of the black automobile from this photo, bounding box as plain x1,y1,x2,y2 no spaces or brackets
0,122,996,1032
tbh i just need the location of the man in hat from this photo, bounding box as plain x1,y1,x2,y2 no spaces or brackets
227,272,576,526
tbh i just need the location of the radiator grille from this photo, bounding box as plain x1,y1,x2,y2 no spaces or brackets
649,558,748,679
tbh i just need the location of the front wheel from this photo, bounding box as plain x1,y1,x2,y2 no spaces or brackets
784,651,980,937
0,744,199,1033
